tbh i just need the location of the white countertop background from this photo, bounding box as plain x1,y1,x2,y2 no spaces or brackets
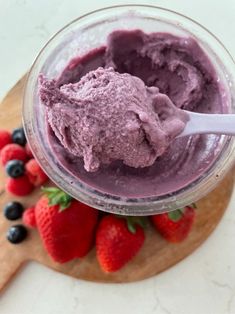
0,1,235,313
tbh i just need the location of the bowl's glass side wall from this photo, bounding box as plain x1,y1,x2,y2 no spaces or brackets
23,5,235,215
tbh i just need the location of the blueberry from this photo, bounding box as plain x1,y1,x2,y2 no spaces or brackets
7,225,28,244
3,201,24,220
5,159,25,178
12,127,27,146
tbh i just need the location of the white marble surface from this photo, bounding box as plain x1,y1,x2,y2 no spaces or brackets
0,1,235,313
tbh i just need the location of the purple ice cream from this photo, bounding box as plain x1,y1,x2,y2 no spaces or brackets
39,30,227,198
40,67,187,172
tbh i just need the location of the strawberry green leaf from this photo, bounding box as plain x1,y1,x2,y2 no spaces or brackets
49,191,64,205
127,218,136,234
41,186,59,193
133,217,148,228
41,187,72,211
125,216,146,234
168,209,183,222
115,216,146,234
59,200,72,212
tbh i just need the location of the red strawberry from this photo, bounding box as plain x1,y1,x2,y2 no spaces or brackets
23,206,37,228
0,143,28,166
35,187,98,263
25,159,48,186
25,143,34,158
96,215,145,272
151,205,196,243
0,130,12,150
6,175,34,196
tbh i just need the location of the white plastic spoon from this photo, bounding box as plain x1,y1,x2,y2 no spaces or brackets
178,111,235,137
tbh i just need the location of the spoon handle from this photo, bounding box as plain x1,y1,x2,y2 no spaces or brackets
179,111,235,137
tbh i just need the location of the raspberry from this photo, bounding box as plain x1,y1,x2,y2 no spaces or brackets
25,159,48,186
6,175,34,196
0,130,12,150
0,144,28,166
23,206,37,228
25,143,34,158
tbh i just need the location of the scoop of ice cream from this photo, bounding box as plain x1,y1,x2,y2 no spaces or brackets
39,67,187,172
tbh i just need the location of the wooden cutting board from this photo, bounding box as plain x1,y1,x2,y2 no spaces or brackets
0,75,234,292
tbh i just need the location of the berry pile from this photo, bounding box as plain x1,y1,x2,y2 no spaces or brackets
0,127,196,272
0,127,48,244
0,127,48,196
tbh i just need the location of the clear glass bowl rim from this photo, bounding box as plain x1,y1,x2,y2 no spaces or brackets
23,4,235,215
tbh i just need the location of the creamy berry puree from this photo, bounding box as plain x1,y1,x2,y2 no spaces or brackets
39,30,226,198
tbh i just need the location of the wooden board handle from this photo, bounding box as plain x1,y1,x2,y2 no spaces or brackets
0,235,25,292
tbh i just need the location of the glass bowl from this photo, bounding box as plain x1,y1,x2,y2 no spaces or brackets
23,5,235,215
